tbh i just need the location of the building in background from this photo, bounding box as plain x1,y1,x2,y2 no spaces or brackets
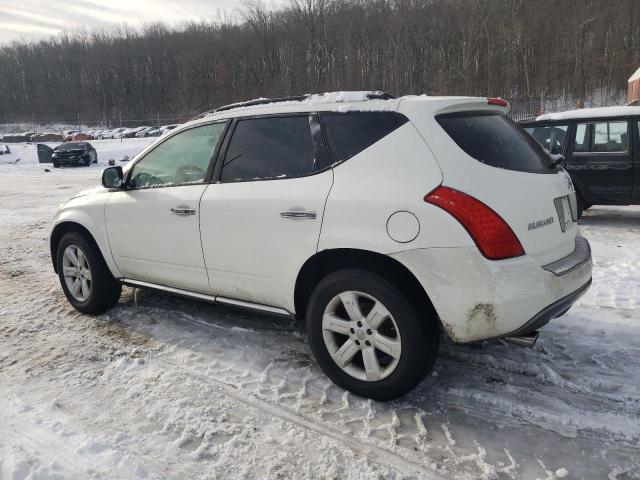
628,66,640,105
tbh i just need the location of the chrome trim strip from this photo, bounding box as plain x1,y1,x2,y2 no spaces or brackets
121,278,292,316
122,279,218,302
216,296,291,316
542,236,591,276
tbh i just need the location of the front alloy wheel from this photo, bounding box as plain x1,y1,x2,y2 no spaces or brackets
62,245,92,301
56,231,122,314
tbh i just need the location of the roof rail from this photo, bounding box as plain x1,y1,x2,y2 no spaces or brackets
192,91,396,120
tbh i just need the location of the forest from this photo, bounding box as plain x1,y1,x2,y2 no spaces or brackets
0,0,639,125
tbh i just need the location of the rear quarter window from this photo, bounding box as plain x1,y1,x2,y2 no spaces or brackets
319,111,408,163
437,113,553,174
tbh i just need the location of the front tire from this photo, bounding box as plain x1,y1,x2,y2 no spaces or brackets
56,232,122,314
306,269,439,401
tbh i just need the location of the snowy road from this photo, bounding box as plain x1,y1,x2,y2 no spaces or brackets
0,154,639,479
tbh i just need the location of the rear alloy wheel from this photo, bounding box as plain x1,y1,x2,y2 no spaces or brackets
307,269,439,401
322,291,401,382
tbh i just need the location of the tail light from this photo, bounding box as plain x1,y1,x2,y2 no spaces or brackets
487,97,509,108
425,186,524,260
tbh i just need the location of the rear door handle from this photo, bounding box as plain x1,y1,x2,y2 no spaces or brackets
280,210,317,220
170,207,196,216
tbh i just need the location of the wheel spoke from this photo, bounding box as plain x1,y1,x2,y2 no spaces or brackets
77,250,87,268
81,279,90,298
338,292,363,322
62,266,76,278
71,278,81,296
83,268,92,281
366,300,390,330
362,347,382,381
372,332,401,359
322,313,351,335
331,339,360,368
66,247,79,266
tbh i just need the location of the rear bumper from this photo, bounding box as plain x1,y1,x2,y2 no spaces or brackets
390,236,592,342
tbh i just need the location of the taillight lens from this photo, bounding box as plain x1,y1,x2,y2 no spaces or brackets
425,186,524,260
487,97,509,108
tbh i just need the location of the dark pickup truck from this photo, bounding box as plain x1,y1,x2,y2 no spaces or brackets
521,107,640,217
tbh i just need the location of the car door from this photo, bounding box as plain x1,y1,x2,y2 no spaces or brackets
566,120,633,204
105,122,227,292
199,114,333,311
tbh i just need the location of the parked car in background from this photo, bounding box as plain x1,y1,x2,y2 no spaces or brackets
522,106,640,217
62,130,79,142
52,142,97,167
72,132,95,141
135,126,158,137
50,92,591,400
147,124,181,137
122,126,149,138
103,128,127,139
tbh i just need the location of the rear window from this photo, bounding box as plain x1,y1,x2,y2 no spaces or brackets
437,113,553,174
57,142,89,151
320,111,408,163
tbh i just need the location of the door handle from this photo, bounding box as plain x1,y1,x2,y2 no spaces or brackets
170,207,196,216
280,210,317,220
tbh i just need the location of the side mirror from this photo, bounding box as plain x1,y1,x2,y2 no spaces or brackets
102,166,124,189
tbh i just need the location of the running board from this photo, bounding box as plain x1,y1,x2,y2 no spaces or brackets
121,278,292,317
503,331,539,348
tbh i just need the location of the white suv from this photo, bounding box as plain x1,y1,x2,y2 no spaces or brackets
50,92,592,400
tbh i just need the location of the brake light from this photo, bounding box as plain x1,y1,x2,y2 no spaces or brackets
425,186,524,260
487,97,509,108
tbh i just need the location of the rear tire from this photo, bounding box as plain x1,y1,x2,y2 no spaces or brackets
306,269,439,401
56,231,121,314
576,193,587,219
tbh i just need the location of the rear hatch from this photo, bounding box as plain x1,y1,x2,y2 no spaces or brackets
400,98,578,266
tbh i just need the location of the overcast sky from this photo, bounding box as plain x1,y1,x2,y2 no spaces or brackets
0,0,277,44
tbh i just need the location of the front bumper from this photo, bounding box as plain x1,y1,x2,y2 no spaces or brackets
390,236,593,342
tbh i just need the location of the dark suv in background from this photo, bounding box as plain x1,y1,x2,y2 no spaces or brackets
522,107,640,217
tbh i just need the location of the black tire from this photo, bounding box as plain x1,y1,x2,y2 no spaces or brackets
306,269,439,401
53,162,59,168
576,193,586,219
56,231,122,314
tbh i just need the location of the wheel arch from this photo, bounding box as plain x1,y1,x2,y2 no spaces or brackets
294,248,439,328
50,221,108,274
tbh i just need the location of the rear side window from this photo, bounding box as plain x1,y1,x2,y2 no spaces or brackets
524,124,568,154
220,116,315,182
437,113,553,174
320,111,408,163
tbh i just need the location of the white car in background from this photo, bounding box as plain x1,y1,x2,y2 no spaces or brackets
135,126,157,137
49,92,592,400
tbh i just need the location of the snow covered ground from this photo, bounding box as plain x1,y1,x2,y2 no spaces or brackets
0,145,639,479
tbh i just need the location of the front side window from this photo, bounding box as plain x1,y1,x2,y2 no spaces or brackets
220,116,316,182
129,123,226,188
525,124,568,154
572,121,628,153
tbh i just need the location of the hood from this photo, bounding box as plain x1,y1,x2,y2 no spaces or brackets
71,185,107,199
